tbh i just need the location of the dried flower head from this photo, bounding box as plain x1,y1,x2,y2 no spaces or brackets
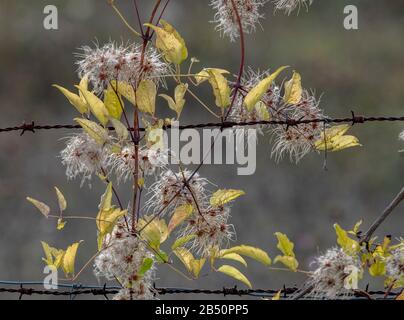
273,0,313,15
271,90,324,163
145,169,209,215
179,205,235,256
107,146,169,183
386,245,404,285
210,0,268,41
304,248,362,299
60,132,110,185
399,131,404,141
76,42,168,95
94,222,156,300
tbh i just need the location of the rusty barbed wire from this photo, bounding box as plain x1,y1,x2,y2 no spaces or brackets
0,282,401,300
1,113,404,136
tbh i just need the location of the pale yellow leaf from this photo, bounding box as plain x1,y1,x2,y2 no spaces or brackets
26,197,50,218
168,204,193,234
217,265,252,289
274,232,295,257
110,81,136,106
145,20,188,65
334,223,360,255
104,85,124,119
220,253,248,267
207,69,231,109
210,189,245,207
75,85,109,126
138,217,168,250
315,124,361,152
221,245,271,266
171,235,197,251
194,68,230,85
74,118,108,145
283,71,303,105
54,187,67,212
110,118,129,141
62,241,82,277
255,101,270,121
272,290,281,300
136,80,156,115
173,247,194,274
274,255,299,272
191,258,206,278
57,218,67,230
52,84,88,114
244,66,288,111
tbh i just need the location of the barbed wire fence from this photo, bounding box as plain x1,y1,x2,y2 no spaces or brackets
1,114,404,300
0,281,401,300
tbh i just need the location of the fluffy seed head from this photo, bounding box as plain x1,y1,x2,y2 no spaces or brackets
179,205,235,256
386,245,404,284
145,169,209,215
273,0,313,15
76,42,168,95
60,132,109,185
305,248,362,299
210,0,269,41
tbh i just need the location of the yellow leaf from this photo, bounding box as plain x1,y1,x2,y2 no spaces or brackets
160,83,188,119
168,204,194,234
173,247,194,274
369,259,386,277
315,124,361,152
75,85,109,126
210,189,245,207
334,223,360,255
54,187,67,212
348,220,363,236
220,253,248,267
171,235,197,251
272,290,281,300
191,258,206,278
52,84,88,114
145,20,188,65
217,265,252,289
244,66,288,111
221,245,271,266
97,208,127,250
110,81,136,106
62,241,82,277
255,101,270,121
283,71,303,105
74,118,108,145
274,255,299,272
136,80,156,115
41,241,64,268
207,69,231,108
27,197,50,218
110,118,129,141
138,217,168,250
104,85,124,119
274,232,295,257
194,68,230,85
57,218,66,230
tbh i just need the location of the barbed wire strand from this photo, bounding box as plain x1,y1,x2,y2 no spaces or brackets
1,114,404,135
0,281,401,299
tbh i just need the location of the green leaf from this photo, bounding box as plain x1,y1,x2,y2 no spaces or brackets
138,257,154,277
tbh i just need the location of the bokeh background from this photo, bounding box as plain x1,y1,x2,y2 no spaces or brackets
1,0,404,299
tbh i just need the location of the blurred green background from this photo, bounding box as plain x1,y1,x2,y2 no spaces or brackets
1,0,404,299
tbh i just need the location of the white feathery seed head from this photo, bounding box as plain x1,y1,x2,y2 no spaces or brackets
76,42,168,95
305,248,362,300
273,0,313,15
179,205,235,256
145,169,209,215
270,90,324,163
94,222,156,300
60,132,110,185
210,0,269,41
107,146,169,183
385,245,404,284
